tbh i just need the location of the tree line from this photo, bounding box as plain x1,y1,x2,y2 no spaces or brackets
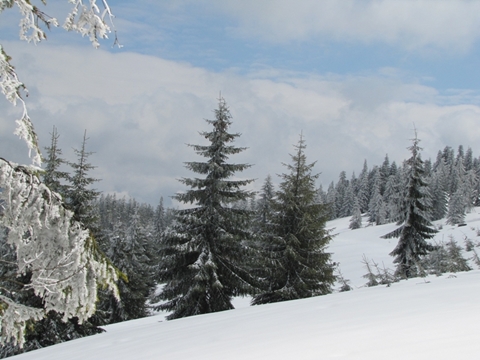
2,98,478,356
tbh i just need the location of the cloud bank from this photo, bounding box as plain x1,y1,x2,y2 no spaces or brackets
1,41,480,206
211,0,480,52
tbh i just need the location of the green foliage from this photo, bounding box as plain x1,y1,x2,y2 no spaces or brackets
252,135,335,305
156,98,256,319
42,126,69,197
66,130,100,227
382,133,437,278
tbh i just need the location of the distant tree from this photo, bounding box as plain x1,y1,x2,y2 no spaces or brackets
381,132,437,278
156,98,255,319
357,160,370,213
379,154,390,193
316,184,327,205
325,181,337,220
383,172,402,222
254,175,275,234
340,182,355,218
446,189,466,225
252,135,335,305
42,126,69,197
349,196,362,230
335,171,348,218
100,206,157,323
154,196,166,234
66,130,100,228
429,159,448,221
464,147,473,172
368,167,383,224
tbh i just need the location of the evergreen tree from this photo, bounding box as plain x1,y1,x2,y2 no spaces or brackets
357,160,370,213
335,171,348,218
444,237,471,273
429,159,448,221
254,175,275,234
422,237,471,275
383,172,402,222
446,189,466,225
316,184,327,205
381,132,437,278
464,147,473,172
340,181,355,218
252,135,335,304
100,207,157,323
368,167,383,224
349,196,362,230
42,126,69,197
67,130,100,228
379,154,390,194
325,181,337,220
154,196,166,235
156,98,255,319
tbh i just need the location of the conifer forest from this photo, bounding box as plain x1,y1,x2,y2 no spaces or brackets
3,1,480,358
2,96,480,356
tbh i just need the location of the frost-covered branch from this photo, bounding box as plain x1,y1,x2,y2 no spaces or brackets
0,158,119,346
0,45,42,166
0,0,119,165
63,0,119,48
0,295,43,348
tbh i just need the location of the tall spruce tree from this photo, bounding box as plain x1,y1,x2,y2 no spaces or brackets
156,98,255,319
381,132,437,278
252,135,335,305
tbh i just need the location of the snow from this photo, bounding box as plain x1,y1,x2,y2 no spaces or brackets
11,209,480,359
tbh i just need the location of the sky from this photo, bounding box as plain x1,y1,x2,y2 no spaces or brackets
2,1,480,206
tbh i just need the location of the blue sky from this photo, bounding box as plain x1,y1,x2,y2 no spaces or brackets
2,0,480,206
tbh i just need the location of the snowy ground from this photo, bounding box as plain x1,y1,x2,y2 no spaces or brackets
11,209,480,359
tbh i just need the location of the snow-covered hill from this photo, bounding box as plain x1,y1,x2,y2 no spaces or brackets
12,210,480,359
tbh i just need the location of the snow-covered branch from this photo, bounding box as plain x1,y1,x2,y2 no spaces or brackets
0,158,119,346
0,0,118,165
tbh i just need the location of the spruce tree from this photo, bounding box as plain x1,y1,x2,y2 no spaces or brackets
252,135,335,305
381,132,437,278
253,175,275,234
67,130,100,228
349,196,362,230
156,98,255,319
100,206,157,323
335,171,348,217
325,182,337,220
357,160,370,213
42,126,69,197
429,159,448,221
446,189,466,225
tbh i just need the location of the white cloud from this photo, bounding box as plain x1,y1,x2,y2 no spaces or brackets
213,0,480,52
2,40,480,206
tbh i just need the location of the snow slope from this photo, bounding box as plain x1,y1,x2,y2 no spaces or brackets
11,210,480,360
